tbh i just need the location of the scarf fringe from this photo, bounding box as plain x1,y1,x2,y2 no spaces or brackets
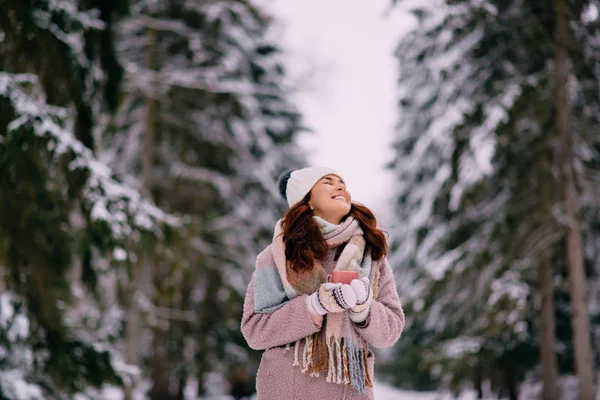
363,344,373,388
293,340,300,367
342,342,350,384
336,339,343,383
301,335,314,375
297,333,372,393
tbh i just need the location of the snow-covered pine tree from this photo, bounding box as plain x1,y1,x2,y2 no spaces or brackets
569,1,600,388
384,1,538,389
0,1,181,398
103,0,306,396
385,0,600,395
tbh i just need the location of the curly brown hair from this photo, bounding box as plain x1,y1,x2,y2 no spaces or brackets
280,194,388,273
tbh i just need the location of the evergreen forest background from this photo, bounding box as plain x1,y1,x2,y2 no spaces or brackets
0,0,599,399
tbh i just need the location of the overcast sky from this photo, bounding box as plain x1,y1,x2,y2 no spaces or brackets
263,0,417,221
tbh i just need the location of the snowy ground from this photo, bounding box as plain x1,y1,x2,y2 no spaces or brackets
191,382,473,400
374,381,475,400
100,380,464,400
98,376,600,400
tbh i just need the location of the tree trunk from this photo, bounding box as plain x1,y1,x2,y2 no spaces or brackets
474,360,483,399
124,257,144,400
554,0,596,398
538,250,559,400
505,365,518,400
176,373,186,400
175,270,194,400
196,267,223,396
125,27,160,400
537,148,559,400
150,257,174,400
141,27,158,198
149,313,171,400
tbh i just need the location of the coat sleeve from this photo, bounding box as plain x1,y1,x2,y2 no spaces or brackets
353,257,405,348
240,251,321,350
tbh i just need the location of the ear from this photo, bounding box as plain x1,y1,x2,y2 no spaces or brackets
306,196,314,211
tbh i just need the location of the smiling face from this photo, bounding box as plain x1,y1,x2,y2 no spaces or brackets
308,174,352,225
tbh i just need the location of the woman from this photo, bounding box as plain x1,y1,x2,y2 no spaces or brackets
241,166,404,399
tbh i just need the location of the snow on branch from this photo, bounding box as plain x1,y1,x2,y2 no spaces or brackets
45,0,105,30
31,0,105,70
442,336,483,359
0,73,180,240
0,293,45,400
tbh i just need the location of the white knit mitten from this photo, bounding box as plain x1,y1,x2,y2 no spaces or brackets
348,277,372,323
306,282,357,316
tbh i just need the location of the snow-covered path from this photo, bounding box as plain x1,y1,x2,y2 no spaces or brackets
374,382,441,399
102,376,600,399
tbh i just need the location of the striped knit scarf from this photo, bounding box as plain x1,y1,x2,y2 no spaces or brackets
258,216,380,393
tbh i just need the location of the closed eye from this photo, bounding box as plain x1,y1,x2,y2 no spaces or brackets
320,176,344,186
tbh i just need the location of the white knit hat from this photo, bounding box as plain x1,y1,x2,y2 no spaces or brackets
278,166,345,207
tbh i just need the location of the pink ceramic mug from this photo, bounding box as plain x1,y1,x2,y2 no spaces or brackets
326,271,359,285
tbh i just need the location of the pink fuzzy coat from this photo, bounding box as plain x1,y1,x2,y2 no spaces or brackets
241,234,405,399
